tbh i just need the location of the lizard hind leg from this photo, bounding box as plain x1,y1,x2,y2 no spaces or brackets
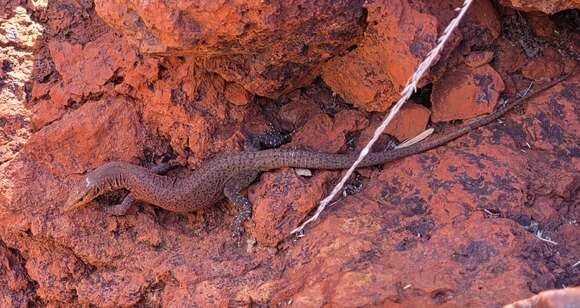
224,171,260,237
244,131,291,151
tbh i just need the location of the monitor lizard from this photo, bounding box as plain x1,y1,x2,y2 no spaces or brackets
64,72,575,234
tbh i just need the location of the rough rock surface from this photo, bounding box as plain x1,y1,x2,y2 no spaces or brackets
499,0,580,14
94,0,366,99
0,0,579,307
322,0,502,112
431,64,506,122
0,244,39,307
505,287,580,307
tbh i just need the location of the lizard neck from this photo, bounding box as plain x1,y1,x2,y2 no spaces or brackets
92,162,178,209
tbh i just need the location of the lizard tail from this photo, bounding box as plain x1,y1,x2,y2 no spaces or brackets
246,69,576,172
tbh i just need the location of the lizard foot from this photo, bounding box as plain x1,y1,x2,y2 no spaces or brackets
244,131,291,151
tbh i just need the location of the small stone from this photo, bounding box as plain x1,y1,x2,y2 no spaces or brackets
465,51,494,68
525,12,555,38
225,83,254,106
295,168,312,177
357,103,430,144
522,47,564,81
431,64,505,122
383,103,431,141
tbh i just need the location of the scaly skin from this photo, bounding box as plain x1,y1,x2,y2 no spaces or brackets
64,72,574,233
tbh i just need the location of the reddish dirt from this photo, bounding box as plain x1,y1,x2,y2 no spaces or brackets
1,0,579,306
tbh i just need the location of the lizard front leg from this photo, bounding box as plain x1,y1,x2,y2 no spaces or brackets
103,193,136,216
224,171,259,236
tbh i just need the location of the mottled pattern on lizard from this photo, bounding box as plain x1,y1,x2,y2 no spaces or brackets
64,73,574,234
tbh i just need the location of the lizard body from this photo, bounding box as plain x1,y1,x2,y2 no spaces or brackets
64,73,574,232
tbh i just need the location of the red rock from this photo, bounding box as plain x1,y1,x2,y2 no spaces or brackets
460,0,502,48
95,0,366,99
505,287,580,308
138,56,250,165
279,95,324,129
526,12,556,37
48,33,137,99
321,0,439,112
249,108,371,246
322,0,501,111
117,56,159,95
558,224,580,264
494,37,527,75
465,51,495,68
279,93,368,137
418,0,500,88
249,169,332,247
24,97,148,176
333,109,370,134
385,103,431,141
225,82,254,106
30,81,52,100
498,0,580,14
356,103,431,145
75,270,146,306
321,0,502,112
292,114,349,153
517,74,579,152
0,245,37,307
30,82,69,129
431,64,505,122
522,47,565,81
1,1,579,306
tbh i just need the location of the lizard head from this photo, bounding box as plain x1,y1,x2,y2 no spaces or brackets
63,175,100,212
63,162,126,213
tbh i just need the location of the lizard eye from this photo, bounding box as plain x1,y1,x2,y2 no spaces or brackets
77,191,92,204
